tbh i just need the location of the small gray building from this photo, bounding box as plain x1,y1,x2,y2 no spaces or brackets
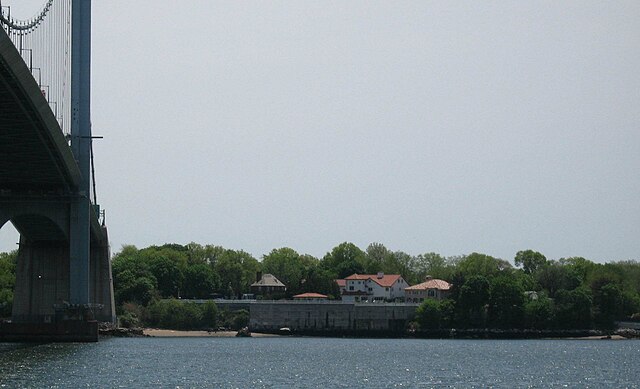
250,273,286,296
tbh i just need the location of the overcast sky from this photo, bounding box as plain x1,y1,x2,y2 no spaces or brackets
2,1,639,263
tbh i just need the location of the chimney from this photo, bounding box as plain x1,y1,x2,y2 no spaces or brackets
256,271,262,283
425,275,433,281
377,272,384,279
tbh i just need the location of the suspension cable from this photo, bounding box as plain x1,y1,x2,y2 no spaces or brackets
0,0,54,32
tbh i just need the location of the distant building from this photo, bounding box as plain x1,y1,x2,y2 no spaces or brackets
335,279,346,295
293,292,328,301
250,273,286,296
341,273,408,303
404,277,451,303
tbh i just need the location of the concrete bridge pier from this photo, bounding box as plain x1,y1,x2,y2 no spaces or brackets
0,200,115,324
89,226,116,323
10,230,116,324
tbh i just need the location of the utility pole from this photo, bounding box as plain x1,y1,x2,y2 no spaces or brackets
69,0,91,305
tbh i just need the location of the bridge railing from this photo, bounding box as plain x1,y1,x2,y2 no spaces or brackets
0,0,72,136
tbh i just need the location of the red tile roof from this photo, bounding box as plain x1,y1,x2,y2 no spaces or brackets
405,279,451,291
293,292,328,299
344,274,402,288
335,279,346,287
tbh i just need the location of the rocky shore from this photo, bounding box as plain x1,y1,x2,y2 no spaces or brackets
98,323,146,337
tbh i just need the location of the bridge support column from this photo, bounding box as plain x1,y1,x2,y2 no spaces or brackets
69,198,90,305
12,238,70,322
11,226,115,323
90,226,116,323
70,0,92,306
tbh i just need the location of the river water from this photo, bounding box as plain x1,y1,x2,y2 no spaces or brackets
0,337,639,388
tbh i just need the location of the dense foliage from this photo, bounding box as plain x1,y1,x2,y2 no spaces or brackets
0,250,16,318
0,242,639,331
415,250,640,330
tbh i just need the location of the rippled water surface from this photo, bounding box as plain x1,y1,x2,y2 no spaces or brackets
0,337,639,388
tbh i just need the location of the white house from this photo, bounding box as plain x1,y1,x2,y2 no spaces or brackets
341,273,408,303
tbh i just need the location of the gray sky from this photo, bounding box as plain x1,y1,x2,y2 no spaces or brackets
2,1,639,263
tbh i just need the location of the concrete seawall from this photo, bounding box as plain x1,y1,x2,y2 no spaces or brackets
249,301,419,334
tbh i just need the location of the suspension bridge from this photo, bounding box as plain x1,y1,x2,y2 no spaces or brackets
0,0,115,340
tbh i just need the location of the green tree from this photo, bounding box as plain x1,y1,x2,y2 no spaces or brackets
413,252,451,282
457,253,512,279
415,299,455,330
0,250,17,318
303,266,339,298
457,275,490,328
146,299,203,330
536,261,581,298
186,242,226,266
553,287,592,329
322,242,366,279
381,251,414,283
147,255,184,298
182,263,219,299
364,242,391,274
262,247,307,297
558,257,596,285
488,276,525,329
114,270,157,306
200,300,218,328
591,280,623,329
524,296,553,329
514,250,547,275
111,246,158,306
215,250,260,297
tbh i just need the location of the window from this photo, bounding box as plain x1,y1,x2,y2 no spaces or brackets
428,289,436,297
349,286,354,291
385,287,389,291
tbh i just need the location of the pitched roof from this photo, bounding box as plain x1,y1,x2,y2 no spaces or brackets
250,273,286,288
293,292,328,299
335,279,346,287
405,279,451,291
344,273,402,288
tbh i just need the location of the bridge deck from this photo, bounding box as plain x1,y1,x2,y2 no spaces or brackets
0,27,103,243
0,27,81,194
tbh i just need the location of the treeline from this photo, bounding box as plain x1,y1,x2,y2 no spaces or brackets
110,242,640,331
415,251,640,331
0,242,639,331
110,241,468,307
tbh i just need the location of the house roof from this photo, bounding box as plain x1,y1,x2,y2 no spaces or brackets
405,278,451,291
344,273,402,288
293,292,328,299
250,273,286,288
335,279,346,287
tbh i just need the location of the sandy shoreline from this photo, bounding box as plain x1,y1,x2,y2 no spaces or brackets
143,328,277,337
560,334,627,340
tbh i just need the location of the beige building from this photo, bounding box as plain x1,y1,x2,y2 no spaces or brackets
404,277,451,303
250,273,286,296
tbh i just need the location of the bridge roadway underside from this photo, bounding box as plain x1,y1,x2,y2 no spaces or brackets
0,27,115,323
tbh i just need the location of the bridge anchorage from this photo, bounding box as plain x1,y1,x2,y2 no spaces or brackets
0,0,115,341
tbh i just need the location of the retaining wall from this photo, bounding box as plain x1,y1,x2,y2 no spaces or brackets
249,301,418,334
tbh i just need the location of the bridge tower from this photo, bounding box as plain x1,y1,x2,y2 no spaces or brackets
0,0,115,333
69,0,92,307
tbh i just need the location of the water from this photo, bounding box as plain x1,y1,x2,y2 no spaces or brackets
0,337,639,388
